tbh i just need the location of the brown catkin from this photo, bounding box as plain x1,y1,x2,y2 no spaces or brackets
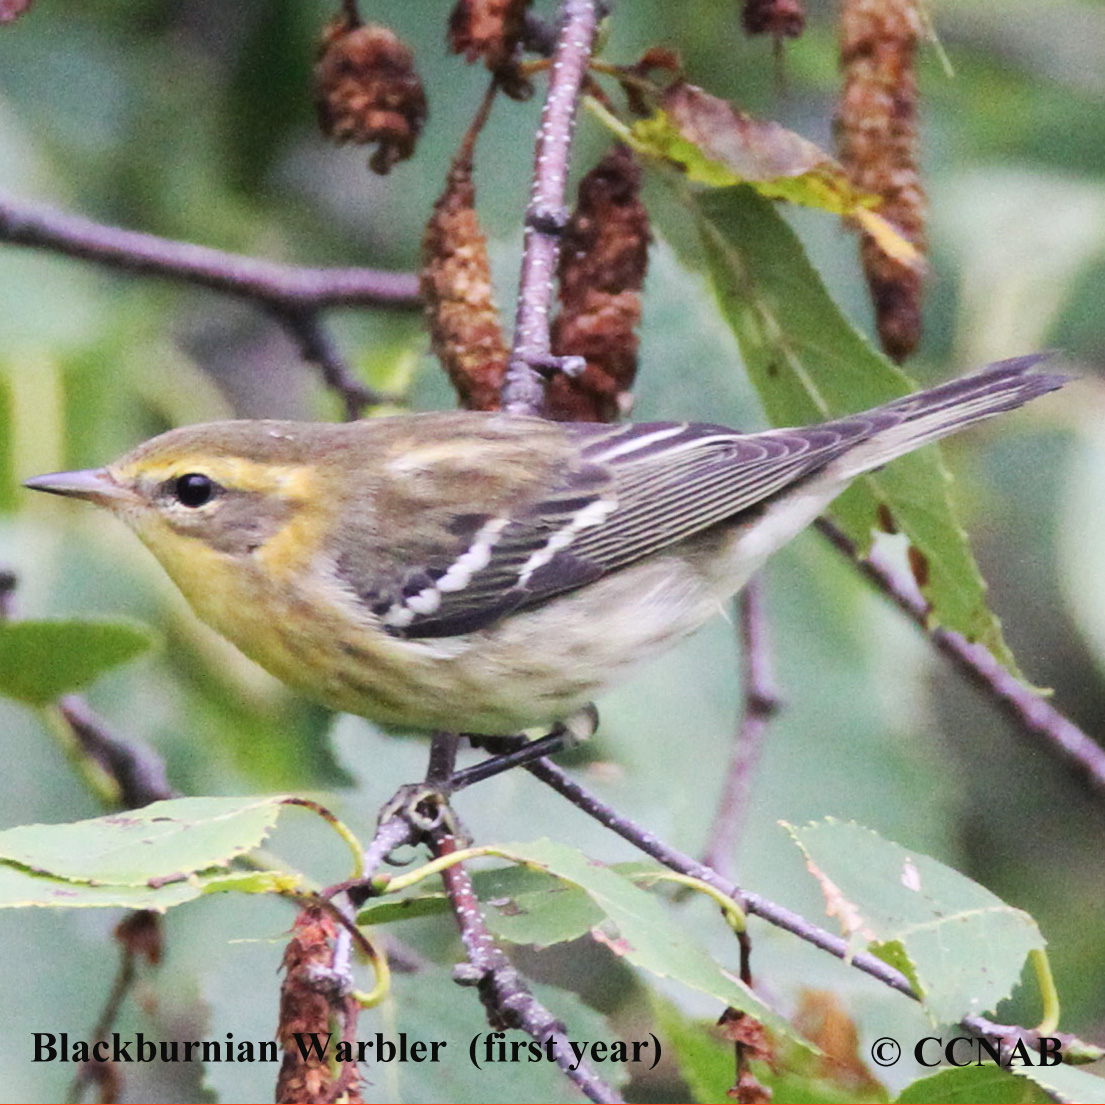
421,146,509,412
448,0,532,98
547,145,651,423
838,0,926,362
314,17,427,175
276,907,363,1104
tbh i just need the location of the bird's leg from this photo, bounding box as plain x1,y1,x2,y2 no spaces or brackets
371,707,597,864
452,704,599,791
425,730,461,787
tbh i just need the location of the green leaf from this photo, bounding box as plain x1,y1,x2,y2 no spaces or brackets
897,1066,1052,1104
786,819,1044,1022
0,618,155,705
487,839,801,1044
0,795,288,885
483,875,604,948
1012,1062,1105,1104
0,860,297,910
693,185,1021,675
357,891,452,926
649,994,736,1104
360,862,649,949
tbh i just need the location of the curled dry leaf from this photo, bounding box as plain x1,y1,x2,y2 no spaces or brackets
733,1069,773,1104
0,0,32,23
314,17,427,175
719,1007,774,1064
907,543,930,589
838,0,926,361
448,0,532,99
618,46,685,117
421,147,509,412
741,0,806,40
792,990,884,1094
629,83,920,268
547,144,651,422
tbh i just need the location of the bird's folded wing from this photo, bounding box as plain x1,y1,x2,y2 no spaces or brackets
374,416,882,638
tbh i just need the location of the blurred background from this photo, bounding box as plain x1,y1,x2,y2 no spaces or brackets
2,1,1105,1101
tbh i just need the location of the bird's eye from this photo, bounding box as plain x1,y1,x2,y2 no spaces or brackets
172,473,218,508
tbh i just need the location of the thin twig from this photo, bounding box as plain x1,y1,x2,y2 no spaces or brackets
815,518,1105,793
0,194,421,310
701,580,782,879
431,831,622,1104
962,1015,1097,1064
276,307,383,420
324,813,418,1026
0,194,413,415
503,0,601,414
69,912,162,1103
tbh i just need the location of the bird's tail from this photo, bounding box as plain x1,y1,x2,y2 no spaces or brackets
830,354,1067,479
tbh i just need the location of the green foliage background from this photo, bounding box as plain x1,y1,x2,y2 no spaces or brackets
2,1,1105,1101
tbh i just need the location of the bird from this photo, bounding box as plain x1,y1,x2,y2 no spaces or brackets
24,355,1064,737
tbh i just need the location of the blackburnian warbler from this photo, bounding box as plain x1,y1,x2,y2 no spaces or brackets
25,356,1063,735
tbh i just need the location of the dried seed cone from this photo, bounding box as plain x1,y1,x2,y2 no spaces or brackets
838,0,926,362
448,0,532,98
314,18,427,175
421,151,509,412
741,0,806,39
276,906,363,1104
547,145,651,423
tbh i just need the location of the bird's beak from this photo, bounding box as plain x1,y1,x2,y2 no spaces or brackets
23,468,136,509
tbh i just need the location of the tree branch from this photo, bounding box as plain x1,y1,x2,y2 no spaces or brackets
0,194,421,309
0,194,422,416
503,0,601,414
815,518,1105,794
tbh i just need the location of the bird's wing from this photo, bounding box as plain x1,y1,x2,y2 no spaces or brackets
372,416,879,639
367,354,1063,638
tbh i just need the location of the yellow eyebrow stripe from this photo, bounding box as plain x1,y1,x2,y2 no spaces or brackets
117,455,317,499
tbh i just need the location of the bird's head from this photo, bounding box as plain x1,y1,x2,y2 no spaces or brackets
24,422,336,596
